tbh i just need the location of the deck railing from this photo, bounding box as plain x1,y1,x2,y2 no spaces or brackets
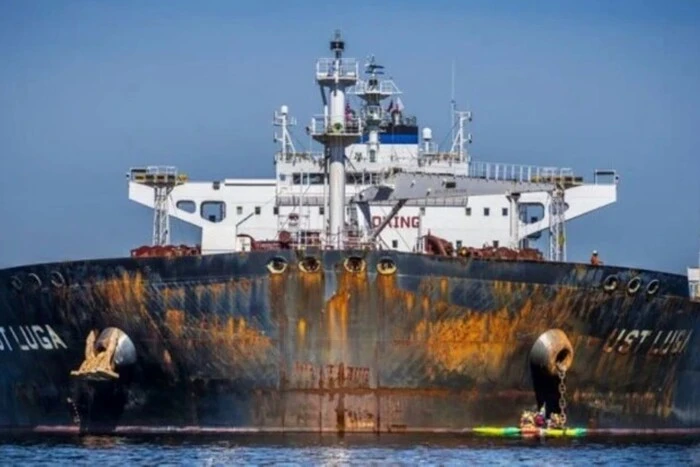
468,160,577,184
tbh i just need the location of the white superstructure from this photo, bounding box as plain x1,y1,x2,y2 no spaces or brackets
689,247,700,300
128,31,619,259
689,267,700,300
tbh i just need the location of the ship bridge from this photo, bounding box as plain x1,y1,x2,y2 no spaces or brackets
128,158,618,258
127,32,619,261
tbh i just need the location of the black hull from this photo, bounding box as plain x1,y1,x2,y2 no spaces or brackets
1,250,699,434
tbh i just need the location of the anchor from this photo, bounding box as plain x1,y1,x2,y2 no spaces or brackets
517,329,573,433
70,327,137,381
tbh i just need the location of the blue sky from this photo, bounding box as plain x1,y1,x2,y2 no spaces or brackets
1,0,699,274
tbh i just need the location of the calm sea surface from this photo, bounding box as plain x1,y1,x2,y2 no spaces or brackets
1,434,699,466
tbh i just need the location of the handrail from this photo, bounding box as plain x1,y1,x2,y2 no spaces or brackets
468,160,575,183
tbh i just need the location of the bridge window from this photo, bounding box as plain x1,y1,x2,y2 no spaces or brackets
273,206,279,215
502,207,508,216
465,207,471,216
319,206,324,215
392,240,398,248
346,173,357,184
484,207,490,216
255,206,261,215
456,240,462,249
236,206,243,215
292,173,325,185
521,203,545,224
201,201,226,223
309,173,324,184
176,200,196,214
362,173,381,185
419,207,425,215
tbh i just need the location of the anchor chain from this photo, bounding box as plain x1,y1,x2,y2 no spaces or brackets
67,397,81,425
557,364,568,429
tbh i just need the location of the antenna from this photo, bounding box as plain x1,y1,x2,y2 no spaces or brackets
365,55,385,75
450,60,456,144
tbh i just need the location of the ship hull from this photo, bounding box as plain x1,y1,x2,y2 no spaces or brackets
1,250,699,434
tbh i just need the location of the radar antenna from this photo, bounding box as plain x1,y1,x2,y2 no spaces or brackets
364,55,385,75
350,52,401,163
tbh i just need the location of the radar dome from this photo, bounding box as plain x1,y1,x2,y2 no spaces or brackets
422,127,433,141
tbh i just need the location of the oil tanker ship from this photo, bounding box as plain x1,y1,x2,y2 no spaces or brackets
1,31,699,436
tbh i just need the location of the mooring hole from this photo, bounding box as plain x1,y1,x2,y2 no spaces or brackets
556,349,570,364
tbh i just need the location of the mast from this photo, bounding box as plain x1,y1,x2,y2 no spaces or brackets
548,184,567,262
451,60,456,146
310,30,360,249
273,105,296,161
351,55,401,162
127,166,187,246
448,110,473,165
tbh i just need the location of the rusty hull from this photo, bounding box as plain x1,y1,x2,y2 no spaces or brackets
0,250,699,434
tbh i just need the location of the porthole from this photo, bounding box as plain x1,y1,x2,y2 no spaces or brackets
299,256,321,274
376,257,397,275
267,257,288,274
602,275,618,292
343,256,366,274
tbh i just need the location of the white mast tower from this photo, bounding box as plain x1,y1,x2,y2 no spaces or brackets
549,184,567,262
351,55,401,162
310,30,361,249
449,110,473,165
127,166,187,246
273,105,297,161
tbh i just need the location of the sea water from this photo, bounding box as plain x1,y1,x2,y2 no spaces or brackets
1,434,698,466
